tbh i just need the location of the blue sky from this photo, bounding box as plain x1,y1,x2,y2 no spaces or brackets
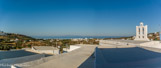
0,0,161,37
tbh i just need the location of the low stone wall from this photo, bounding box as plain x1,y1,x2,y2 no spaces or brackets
63,45,81,52
33,50,54,54
140,41,160,46
99,40,138,46
140,46,161,53
139,41,161,49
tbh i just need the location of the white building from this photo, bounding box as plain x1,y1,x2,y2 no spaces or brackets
134,22,149,41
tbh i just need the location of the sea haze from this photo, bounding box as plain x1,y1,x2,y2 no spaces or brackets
32,36,130,39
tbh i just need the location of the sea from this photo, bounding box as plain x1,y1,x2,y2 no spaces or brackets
32,36,129,39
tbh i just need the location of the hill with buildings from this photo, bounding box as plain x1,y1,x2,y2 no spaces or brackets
0,32,36,50
104,32,160,41
0,31,99,50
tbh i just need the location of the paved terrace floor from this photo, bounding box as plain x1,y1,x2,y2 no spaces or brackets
97,44,161,68
27,43,161,68
28,45,96,68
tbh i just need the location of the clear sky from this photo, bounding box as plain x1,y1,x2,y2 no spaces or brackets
0,0,161,37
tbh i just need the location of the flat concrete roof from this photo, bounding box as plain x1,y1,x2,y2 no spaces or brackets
0,50,38,60
28,45,96,68
24,43,161,68
96,44,161,68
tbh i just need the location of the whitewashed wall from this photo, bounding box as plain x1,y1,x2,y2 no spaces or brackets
34,50,54,54
63,45,81,52
140,41,160,46
99,40,138,46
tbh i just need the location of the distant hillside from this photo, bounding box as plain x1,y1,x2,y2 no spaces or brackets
0,33,36,50
0,33,35,41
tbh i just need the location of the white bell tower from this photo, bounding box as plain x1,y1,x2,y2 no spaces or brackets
134,22,149,41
